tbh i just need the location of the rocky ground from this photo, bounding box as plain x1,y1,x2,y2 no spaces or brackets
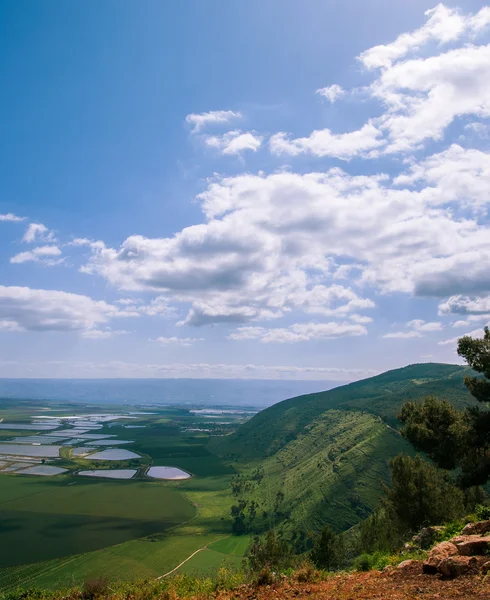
224,567,489,600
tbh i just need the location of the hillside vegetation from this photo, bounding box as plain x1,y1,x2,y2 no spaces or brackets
214,363,476,532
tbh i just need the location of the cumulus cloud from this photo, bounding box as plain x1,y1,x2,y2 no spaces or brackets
272,5,490,157
78,145,490,326
0,285,131,334
151,336,204,346
439,295,490,316
383,330,422,339
228,321,367,343
359,4,490,70
316,84,345,102
383,319,443,338
0,213,25,222
186,110,241,133
438,327,485,346
81,329,129,340
205,130,263,155
10,245,63,266
269,123,383,159
22,223,56,244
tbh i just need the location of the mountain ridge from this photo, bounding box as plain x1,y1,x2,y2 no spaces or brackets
213,363,476,531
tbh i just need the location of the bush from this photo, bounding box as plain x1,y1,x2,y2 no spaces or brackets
254,566,275,586
476,504,490,521
82,577,109,600
353,552,390,572
294,562,321,583
247,530,293,574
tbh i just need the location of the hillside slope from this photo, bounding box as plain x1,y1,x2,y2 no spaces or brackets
214,363,475,531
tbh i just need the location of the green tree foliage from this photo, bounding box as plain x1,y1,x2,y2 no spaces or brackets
386,455,465,532
400,327,490,487
310,525,345,570
247,530,293,573
358,507,401,554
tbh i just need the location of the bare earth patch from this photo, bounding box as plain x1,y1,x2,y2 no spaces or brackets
225,569,490,600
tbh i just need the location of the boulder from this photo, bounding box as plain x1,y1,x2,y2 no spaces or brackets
454,535,490,556
412,526,444,549
438,556,479,578
461,520,490,536
423,541,458,574
397,559,421,571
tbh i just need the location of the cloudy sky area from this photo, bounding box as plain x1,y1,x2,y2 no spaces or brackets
1,1,490,380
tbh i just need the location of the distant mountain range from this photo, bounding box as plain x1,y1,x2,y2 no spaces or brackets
214,363,475,532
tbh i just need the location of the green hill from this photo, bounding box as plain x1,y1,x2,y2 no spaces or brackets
214,363,475,532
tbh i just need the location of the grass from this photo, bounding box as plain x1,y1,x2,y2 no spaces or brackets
0,476,195,569
208,536,250,557
177,549,242,576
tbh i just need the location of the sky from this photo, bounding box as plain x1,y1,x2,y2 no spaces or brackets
1,1,490,381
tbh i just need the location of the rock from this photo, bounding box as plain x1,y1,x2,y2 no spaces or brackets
412,526,444,549
461,520,490,536
454,535,490,556
423,541,458,574
397,559,421,571
438,556,478,578
480,560,490,574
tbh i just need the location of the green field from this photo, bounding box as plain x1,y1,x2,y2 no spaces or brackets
208,535,251,556
178,548,242,576
0,476,195,567
0,400,244,590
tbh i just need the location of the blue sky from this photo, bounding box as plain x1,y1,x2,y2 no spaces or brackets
1,1,490,380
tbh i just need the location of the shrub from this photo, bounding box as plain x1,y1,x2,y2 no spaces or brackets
353,552,390,572
82,577,109,600
294,562,321,583
476,504,490,521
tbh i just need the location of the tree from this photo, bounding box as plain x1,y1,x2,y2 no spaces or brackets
247,530,293,573
385,455,464,532
400,327,490,487
310,525,345,571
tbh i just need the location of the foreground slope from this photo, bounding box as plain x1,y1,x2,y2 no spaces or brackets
214,363,474,531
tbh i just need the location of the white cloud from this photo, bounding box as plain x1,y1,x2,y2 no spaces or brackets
271,6,490,157
151,336,204,346
452,320,470,328
383,318,443,338
185,110,241,133
383,330,423,339
438,327,484,346
359,4,490,70
205,130,263,155
349,314,373,324
10,245,63,266
316,84,345,102
464,121,490,139
79,151,490,326
406,319,443,332
438,295,490,320
0,320,22,331
0,213,25,222
228,321,367,343
269,122,383,159
0,285,130,334
81,329,129,340
22,223,56,244
0,359,377,380
394,144,490,212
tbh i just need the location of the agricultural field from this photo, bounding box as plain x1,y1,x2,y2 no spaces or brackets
0,399,254,591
